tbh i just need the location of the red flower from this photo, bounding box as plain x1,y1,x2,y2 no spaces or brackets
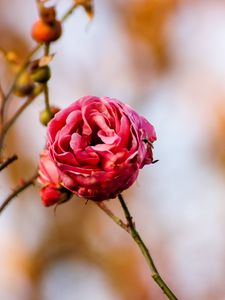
47,96,156,201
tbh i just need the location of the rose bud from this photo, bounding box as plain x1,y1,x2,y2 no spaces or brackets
47,96,157,201
39,106,60,126
38,149,72,206
40,185,72,207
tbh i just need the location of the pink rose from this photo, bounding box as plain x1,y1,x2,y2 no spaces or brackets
47,96,156,201
38,150,72,206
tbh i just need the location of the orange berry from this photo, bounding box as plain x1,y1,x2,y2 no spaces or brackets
31,19,62,43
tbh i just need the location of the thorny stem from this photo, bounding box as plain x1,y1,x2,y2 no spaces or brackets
0,154,18,171
96,202,129,232
117,194,178,300
0,171,38,214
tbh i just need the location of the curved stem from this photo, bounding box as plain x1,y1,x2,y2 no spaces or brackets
0,171,38,214
118,194,178,300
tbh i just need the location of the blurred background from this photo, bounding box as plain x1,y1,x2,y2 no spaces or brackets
1,0,225,299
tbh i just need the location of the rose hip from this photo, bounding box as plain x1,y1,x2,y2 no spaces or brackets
31,19,62,43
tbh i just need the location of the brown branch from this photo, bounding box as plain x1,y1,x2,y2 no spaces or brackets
0,154,18,171
0,171,38,214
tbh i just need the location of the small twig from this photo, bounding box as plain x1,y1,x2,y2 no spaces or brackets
118,194,178,300
0,154,18,171
0,171,38,214
43,83,51,115
118,194,133,227
96,201,129,233
44,43,50,56
0,85,43,150
43,42,51,114
61,3,79,22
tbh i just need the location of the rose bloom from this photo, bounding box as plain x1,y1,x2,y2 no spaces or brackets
47,96,156,201
38,150,71,206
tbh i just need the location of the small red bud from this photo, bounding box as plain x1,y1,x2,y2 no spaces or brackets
40,185,72,207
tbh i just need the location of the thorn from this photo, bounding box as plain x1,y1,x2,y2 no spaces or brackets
142,138,154,148
152,159,159,164
53,202,60,216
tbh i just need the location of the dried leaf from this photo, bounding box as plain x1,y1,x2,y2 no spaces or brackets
39,54,55,67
